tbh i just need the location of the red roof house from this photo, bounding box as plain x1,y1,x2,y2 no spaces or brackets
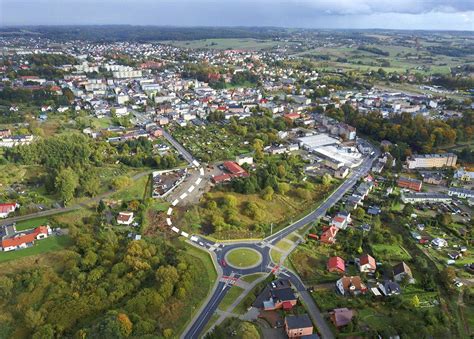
359,254,376,273
327,256,345,274
223,161,248,177
0,203,19,218
320,226,338,244
284,113,300,121
1,225,50,251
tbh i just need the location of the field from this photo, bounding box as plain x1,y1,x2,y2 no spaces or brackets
171,124,252,162
161,38,285,51
241,273,264,284
370,243,412,262
0,236,73,263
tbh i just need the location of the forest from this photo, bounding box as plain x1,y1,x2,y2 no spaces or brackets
0,224,210,338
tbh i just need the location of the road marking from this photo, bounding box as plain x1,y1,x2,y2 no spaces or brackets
190,235,199,242
181,231,189,237
167,207,173,215
199,167,204,175
172,199,179,206
196,177,202,185
171,226,180,233
188,185,195,192
180,192,188,199
166,218,172,226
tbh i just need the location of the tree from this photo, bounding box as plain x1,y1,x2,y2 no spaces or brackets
253,139,264,160
55,168,79,205
97,200,106,214
353,207,366,220
112,176,132,190
437,213,452,227
277,182,290,196
403,203,414,216
32,324,55,339
411,295,420,308
262,186,274,201
322,173,333,186
81,169,101,197
117,313,133,337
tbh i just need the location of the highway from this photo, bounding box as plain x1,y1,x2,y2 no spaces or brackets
183,144,380,339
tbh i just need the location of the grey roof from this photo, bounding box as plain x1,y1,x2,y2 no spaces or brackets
286,314,313,330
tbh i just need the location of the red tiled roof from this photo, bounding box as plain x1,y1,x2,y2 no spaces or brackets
328,256,345,272
359,254,376,268
1,226,48,248
0,203,17,214
223,161,246,175
212,173,232,184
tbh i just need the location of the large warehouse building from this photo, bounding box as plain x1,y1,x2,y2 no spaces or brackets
298,134,363,169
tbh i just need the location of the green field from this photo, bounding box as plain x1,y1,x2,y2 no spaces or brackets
241,273,264,284
15,217,50,231
162,38,286,51
226,248,261,268
0,236,72,263
371,243,412,262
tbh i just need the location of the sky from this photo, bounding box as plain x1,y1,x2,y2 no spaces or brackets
1,0,473,30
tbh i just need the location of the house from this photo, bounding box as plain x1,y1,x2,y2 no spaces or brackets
336,276,367,296
330,308,354,327
285,314,314,338
431,237,448,248
397,177,423,192
236,155,253,166
448,187,474,199
393,262,413,282
358,254,376,273
117,212,134,225
0,203,19,218
330,211,351,230
367,206,381,216
262,287,297,311
454,168,474,182
1,225,51,252
378,280,401,296
327,256,345,274
320,226,338,244
335,166,349,179
223,161,249,178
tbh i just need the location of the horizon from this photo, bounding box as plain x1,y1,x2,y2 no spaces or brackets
1,0,473,31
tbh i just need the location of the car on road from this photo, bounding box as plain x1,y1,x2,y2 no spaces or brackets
220,259,227,267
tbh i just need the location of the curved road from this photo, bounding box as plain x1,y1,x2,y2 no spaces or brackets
183,144,380,339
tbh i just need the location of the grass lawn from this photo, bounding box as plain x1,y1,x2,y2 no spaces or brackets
270,248,283,264
275,239,293,252
241,273,264,284
173,244,217,335
15,217,50,231
0,236,73,263
202,314,220,335
111,175,149,201
371,243,412,262
226,248,261,268
218,285,244,311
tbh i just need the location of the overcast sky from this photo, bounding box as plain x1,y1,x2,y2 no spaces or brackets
1,0,473,30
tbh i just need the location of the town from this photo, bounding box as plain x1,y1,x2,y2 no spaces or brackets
0,26,473,339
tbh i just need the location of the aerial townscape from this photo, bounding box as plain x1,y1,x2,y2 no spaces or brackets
0,4,473,339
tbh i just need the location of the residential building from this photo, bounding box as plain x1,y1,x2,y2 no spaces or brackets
117,212,134,225
336,276,367,296
401,192,451,204
397,177,423,192
359,254,376,273
236,155,253,166
406,153,457,169
330,211,351,230
327,256,345,274
0,203,19,218
330,308,354,328
335,166,349,179
285,314,314,338
320,226,338,244
1,225,51,251
377,280,401,296
448,187,474,199
262,287,297,311
454,168,474,182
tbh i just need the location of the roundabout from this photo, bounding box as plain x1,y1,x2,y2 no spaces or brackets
224,247,262,269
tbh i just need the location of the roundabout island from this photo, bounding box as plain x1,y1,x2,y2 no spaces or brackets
225,247,262,269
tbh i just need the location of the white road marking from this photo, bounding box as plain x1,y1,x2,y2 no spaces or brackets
188,185,195,192
167,208,173,215
181,231,189,237
180,193,187,199
196,177,202,185
171,226,180,233
190,235,199,242
172,199,179,206
166,218,172,226
199,168,204,175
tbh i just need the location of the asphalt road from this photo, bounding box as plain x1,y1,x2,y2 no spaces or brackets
162,129,198,166
183,145,380,339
